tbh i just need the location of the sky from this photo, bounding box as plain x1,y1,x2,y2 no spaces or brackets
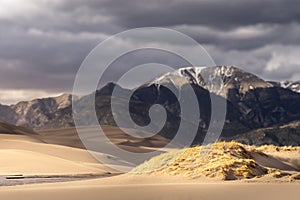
0,0,300,104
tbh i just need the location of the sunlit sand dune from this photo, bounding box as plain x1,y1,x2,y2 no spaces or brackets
0,123,172,177
133,141,300,181
1,122,300,200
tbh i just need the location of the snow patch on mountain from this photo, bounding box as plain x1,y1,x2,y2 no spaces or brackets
280,81,300,93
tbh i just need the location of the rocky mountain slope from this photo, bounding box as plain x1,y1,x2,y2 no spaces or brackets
0,104,16,123
0,66,299,146
148,66,273,97
0,93,73,128
269,81,300,93
124,66,300,144
226,120,300,146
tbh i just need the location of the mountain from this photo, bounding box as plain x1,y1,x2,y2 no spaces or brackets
2,93,73,129
0,104,16,124
71,66,300,145
148,66,273,97
226,120,300,146
0,66,299,146
269,81,300,93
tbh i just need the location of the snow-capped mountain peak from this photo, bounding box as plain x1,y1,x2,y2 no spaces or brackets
148,66,273,97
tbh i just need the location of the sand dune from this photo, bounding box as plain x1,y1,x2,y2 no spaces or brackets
37,126,172,152
37,126,175,170
0,133,108,176
133,142,300,180
0,123,173,177
1,123,300,200
0,149,105,175
0,121,37,136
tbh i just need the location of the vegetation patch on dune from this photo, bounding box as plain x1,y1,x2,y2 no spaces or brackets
132,142,300,180
256,145,300,152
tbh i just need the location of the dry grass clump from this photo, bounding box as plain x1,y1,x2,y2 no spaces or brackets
130,149,184,173
257,145,300,152
290,173,300,180
267,168,290,178
132,142,279,180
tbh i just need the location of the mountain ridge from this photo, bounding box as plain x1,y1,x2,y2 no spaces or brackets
0,66,299,146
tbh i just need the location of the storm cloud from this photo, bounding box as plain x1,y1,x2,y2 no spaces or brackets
0,0,300,104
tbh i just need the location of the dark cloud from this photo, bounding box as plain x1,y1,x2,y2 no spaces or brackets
0,0,299,104
96,0,300,29
31,0,300,31
0,26,99,91
174,23,300,50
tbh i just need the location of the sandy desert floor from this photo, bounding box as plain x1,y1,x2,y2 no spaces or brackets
0,123,300,200
0,174,300,200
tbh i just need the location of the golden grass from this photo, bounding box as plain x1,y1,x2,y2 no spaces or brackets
132,141,299,180
256,145,300,152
